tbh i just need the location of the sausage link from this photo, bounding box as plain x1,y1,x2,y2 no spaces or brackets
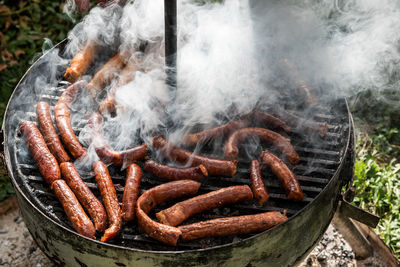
245,110,291,134
36,102,70,163
143,160,208,181
250,159,269,205
60,162,108,232
224,127,300,164
64,41,97,83
122,163,142,222
20,121,60,185
178,211,288,241
51,180,96,239
136,180,201,246
156,185,253,227
93,161,122,242
261,150,304,201
152,135,237,177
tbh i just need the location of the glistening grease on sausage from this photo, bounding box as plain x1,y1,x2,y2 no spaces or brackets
224,127,300,164
64,41,97,83
136,180,201,246
20,121,60,185
156,185,253,227
143,160,208,181
261,150,304,202
152,135,237,177
60,162,108,232
250,159,269,206
122,163,142,222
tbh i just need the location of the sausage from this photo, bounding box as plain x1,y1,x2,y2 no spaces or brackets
64,41,97,83
245,110,291,134
55,81,87,159
51,180,96,239
156,185,253,227
122,163,142,222
261,150,304,201
143,160,208,181
60,162,108,232
36,102,70,163
20,121,60,185
87,51,128,98
182,120,250,147
93,161,122,242
224,127,300,164
136,180,201,246
250,159,269,206
178,211,288,241
152,135,237,177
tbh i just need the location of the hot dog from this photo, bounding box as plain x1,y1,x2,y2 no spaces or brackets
20,121,60,185
136,180,201,246
36,102,70,163
143,160,208,181
152,135,237,177
261,150,304,201
64,41,97,83
178,211,288,241
93,161,122,242
156,185,253,227
60,162,108,232
224,127,300,164
51,179,96,239
122,163,142,222
245,110,291,134
250,159,269,206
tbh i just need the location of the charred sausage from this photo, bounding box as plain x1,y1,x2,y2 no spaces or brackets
20,121,60,185
136,180,201,246
93,161,122,242
178,211,288,241
152,135,237,177
60,162,108,232
245,110,291,134
250,159,269,206
64,41,97,83
156,185,253,226
122,163,142,222
224,127,300,164
261,150,304,201
143,160,208,181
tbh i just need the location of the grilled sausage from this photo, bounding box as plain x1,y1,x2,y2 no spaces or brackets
60,162,108,232
152,135,237,177
93,161,122,242
261,150,304,201
250,159,269,206
55,81,87,159
20,121,60,185
156,185,253,227
36,102,70,163
143,160,208,181
182,120,250,147
136,180,201,246
122,163,142,222
178,211,288,241
245,110,291,134
224,127,300,164
51,180,96,239
64,41,97,83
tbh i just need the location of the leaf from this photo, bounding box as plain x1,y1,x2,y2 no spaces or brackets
0,64,7,72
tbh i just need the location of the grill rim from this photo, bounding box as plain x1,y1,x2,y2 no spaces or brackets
2,38,353,255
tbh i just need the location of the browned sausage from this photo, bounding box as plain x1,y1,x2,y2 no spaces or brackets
224,127,300,164
60,162,108,232
64,41,97,83
182,120,250,147
250,159,269,206
55,81,87,159
152,135,237,177
136,180,201,246
51,180,96,239
143,160,208,181
156,185,253,227
122,163,142,222
261,150,303,201
93,161,122,242
178,211,288,241
20,121,60,185
36,102,70,163
245,110,291,134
